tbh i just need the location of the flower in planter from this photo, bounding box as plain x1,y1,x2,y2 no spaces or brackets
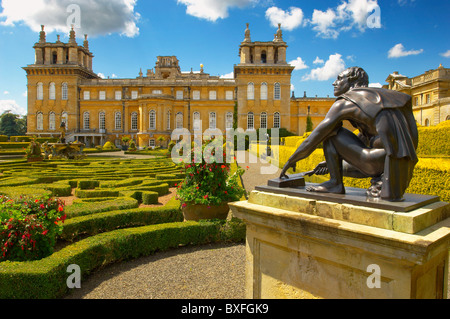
176,141,247,207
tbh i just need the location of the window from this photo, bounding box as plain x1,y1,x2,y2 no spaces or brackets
209,91,217,100
37,83,43,100
149,110,156,130
176,91,184,100
99,91,106,100
193,90,200,100
193,112,201,131
115,112,122,130
62,83,68,100
424,118,430,127
247,112,254,130
84,91,90,100
226,112,234,130
115,91,122,100
49,83,55,100
131,112,138,130
209,112,216,130
83,112,90,130
260,83,268,100
247,83,254,100
167,111,171,130
149,139,156,148
274,83,281,100
152,90,162,95
274,112,280,128
49,112,56,131
226,91,234,100
426,94,431,104
131,91,138,99
414,97,419,106
61,112,68,130
36,112,44,130
99,112,106,131
176,112,183,129
261,51,267,63
260,112,267,129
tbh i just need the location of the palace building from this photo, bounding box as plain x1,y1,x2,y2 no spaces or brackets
384,64,450,127
23,24,337,148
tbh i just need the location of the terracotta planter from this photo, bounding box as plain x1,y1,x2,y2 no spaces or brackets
27,157,44,163
182,203,230,221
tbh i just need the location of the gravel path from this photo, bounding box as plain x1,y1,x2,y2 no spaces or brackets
65,243,246,299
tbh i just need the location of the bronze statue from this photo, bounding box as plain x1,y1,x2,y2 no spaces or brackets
280,67,418,202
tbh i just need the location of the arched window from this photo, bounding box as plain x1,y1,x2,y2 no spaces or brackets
61,112,68,130
247,82,255,100
274,83,281,100
424,118,430,127
209,112,216,130
193,112,201,131
61,83,68,100
149,110,156,130
226,112,234,130
36,112,44,131
446,115,450,121
99,112,106,131
49,83,56,100
131,112,138,131
274,112,281,128
115,112,122,130
49,112,56,131
176,112,183,129
247,112,254,131
260,112,267,129
83,112,90,130
260,83,268,100
167,111,171,130
37,83,44,100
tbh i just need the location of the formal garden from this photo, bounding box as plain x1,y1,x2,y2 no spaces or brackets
0,148,247,299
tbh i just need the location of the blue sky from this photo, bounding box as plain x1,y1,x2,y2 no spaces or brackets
0,0,449,116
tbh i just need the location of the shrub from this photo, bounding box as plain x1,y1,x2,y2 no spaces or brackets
65,197,139,218
0,195,66,262
74,189,120,199
103,141,116,150
77,180,100,190
0,136,8,142
142,191,159,205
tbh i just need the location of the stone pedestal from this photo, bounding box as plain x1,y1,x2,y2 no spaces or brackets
229,189,450,299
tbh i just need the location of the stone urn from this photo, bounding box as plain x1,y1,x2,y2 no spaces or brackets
182,203,230,221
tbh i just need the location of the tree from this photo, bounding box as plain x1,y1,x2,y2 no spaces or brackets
0,111,25,137
306,115,313,133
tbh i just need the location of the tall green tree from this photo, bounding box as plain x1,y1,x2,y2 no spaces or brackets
306,115,313,132
0,111,26,137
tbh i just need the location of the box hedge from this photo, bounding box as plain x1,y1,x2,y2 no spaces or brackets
0,219,245,299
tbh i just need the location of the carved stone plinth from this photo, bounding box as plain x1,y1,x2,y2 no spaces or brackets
229,189,450,299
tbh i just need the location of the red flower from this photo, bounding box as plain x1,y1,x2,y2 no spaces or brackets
40,204,45,209
42,230,48,236
204,195,208,199
58,205,64,212
221,165,226,169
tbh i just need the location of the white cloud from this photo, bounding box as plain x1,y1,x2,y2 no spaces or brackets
177,0,257,22
265,6,304,31
3,91,9,95
388,43,424,58
220,71,234,79
346,55,356,62
289,57,308,70
369,83,382,88
0,0,140,38
441,50,450,58
313,57,325,64
97,73,106,79
311,8,338,39
302,53,346,81
111,74,118,78
291,84,295,92
309,0,381,39
0,100,27,116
